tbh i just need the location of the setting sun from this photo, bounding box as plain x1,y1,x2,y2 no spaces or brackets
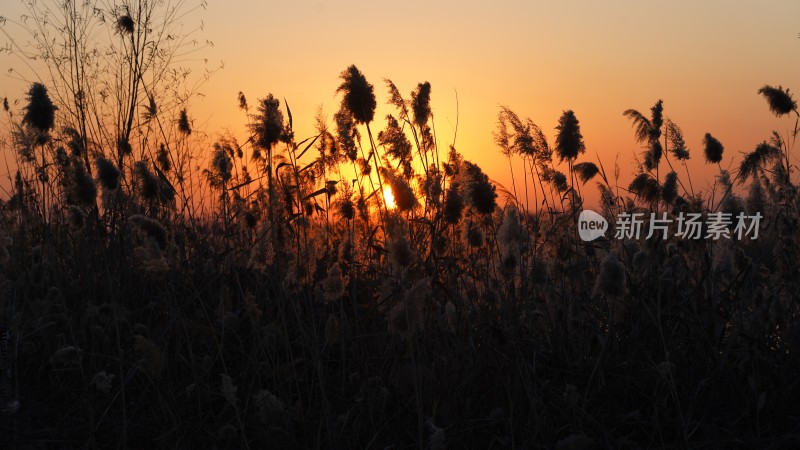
383,187,396,210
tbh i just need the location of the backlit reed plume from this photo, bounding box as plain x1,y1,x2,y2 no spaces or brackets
212,143,233,183
593,250,625,298
178,109,191,135
703,133,724,164
383,170,417,212
623,100,664,170
70,161,97,207
64,127,85,157
423,167,442,206
666,119,690,160
758,85,797,117
495,111,513,158
411,82,432,127
385,79,407,113
117,136,132,157
358,157,372,176
144,95,157,122
661,171,678,203
134,161,174,203
738,141,781,184
156,144,171,172
629,173,660,203
334,106,359,161
498,207,523,249
464,221,484,248
336,196,355,220
543,168,568,193
388,234,414,270
337,65,376,125
555,110,585,163
22,82,56,136
463,161,497,214
117,14,134,34
95,156,121,190
573,162,599,184
250,94,286,150
129,215,168,250
237,91,248,111
443,183,464,224
378,115,413,176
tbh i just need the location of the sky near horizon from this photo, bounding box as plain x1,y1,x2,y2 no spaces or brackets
1,0,799,205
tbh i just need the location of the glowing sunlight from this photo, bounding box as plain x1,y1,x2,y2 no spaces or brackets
383,186,396,210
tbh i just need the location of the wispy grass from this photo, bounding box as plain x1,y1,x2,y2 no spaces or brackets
0,10,799,447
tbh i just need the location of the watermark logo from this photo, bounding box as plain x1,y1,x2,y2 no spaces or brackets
577,210,762,242
578,210,609,241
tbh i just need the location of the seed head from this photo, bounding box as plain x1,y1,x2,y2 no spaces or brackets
178,109,191,135
117,14,134,34
593,250,626,298
358,157,372,176
212,143,233,183
738,141,780,184
411,82,432,127
22,82,56,135
337,65,376,125
443,183,464,224
336,197,355,220
250,94,285,150
335,106,359,161
555,110,585,163
378,115,412,171
381,168,417,211
95,156,121,190
573,162,599,184
70,162,97,207
388,234,414,269
129,214,168,250
662,171,679,203
758,85,797,117
629,173,660,203
156,144,171,172
464,222,484,247
463,161,496,214
134,161,160,200
703,133,724,164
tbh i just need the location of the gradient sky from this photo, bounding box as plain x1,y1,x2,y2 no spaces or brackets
2,0,799,205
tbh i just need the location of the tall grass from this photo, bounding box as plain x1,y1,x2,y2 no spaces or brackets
1,7,800,446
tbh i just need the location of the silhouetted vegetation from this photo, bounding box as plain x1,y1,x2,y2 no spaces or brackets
1,3,800,449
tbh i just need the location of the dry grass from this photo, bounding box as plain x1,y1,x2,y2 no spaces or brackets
1,8,800,446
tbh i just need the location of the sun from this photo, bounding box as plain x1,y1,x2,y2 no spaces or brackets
383,187,397,210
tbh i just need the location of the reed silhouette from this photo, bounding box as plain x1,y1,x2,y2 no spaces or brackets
0,5,799,449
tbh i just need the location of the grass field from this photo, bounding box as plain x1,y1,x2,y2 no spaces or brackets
1,3,800,448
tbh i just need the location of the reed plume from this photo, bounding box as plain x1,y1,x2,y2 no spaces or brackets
337,65,376,125
758,85,797,117
703,133,724,164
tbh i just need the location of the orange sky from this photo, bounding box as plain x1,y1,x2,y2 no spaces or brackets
2,0,799,207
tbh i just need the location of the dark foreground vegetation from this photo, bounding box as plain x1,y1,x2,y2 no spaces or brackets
1,2,800,449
